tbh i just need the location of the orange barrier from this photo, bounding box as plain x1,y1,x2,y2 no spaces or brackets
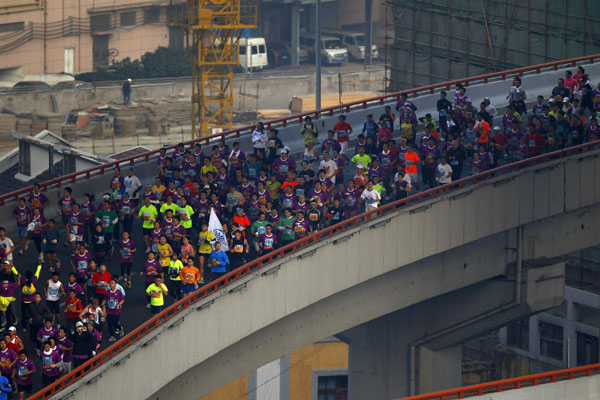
27,139,600,399
397,363,600,400
2,53,599,206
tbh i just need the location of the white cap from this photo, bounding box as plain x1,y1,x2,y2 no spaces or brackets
484,96,490,100
8,326,15,331
466,97,472,103
280,148,288,154
563,97,569,103
493,126,501,131
127,78,132,82
549,98,555,103
76,321,84,327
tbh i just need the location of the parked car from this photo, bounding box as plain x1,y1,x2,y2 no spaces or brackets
267,42,309,67
322,29,379,61
300,33,348,65
53,80,93,90
12,81,52,92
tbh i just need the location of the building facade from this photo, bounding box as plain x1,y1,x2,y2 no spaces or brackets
203,340,349,400
0,0,182,75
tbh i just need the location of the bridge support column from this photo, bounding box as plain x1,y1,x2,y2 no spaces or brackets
340,260,565,400
341,315,463,400
417,345,462,395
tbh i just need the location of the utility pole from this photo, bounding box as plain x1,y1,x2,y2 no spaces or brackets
365,0,373,67
315,0,321,109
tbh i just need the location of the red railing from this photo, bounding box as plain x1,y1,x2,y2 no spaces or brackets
2,53,599,206
397,363,600,400
28,140,600,400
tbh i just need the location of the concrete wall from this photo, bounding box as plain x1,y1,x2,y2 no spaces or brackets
0,68,387,115
47,148,600,400
467,374,600,400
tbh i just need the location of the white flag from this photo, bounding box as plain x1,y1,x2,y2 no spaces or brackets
208,209,229,251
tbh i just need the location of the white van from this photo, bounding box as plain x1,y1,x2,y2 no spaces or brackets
299,33,348,65
239,37,268,71
322,29,378,61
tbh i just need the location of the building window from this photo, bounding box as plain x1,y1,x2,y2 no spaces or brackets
507,319,529,351
0,22,24,33
317,375,348,400
120,11,136,27
144,7,160,24
576,332,599,366
18,141,30,176
539,321,563,361
63,154,76,174
90,14,112,33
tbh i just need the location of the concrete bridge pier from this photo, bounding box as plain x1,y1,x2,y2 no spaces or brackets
339,260,565,400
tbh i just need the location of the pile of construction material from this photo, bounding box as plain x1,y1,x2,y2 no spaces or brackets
63,97,192,140
0,111,65,152
0,113,16,147
290,91,378,113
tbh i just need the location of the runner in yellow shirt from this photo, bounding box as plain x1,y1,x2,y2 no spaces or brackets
197,223,215,283
145,276,168,314
156,235,173,273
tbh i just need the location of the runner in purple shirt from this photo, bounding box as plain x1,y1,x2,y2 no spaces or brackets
103,279,125,341
228,143,247,174
0,340,16,377
271,150,297,182
13,199,31,255
293,212,311,239
258,227,278,254
160,212,176,240
332,151,346,184
342,181,361,216
14,351,36,388
13,202,31,229
41,341,61,385
66,273,85,301
57,328,74,371
308,183,330,212
238,179,256,199
37,322,58,346
119,232,136,286
72,245,92,284
68,204,85,237
280,187,297,209
58,188,77,224
294,195,310,214
29,184,50,213
141,253,162,289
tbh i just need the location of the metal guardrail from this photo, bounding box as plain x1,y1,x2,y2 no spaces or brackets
27,140,600,399
3,53,600,207
397,363,600,400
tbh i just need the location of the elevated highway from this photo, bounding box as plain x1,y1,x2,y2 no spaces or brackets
10,54,599,399
33,144,600,400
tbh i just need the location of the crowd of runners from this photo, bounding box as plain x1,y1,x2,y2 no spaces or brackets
0,67,598,397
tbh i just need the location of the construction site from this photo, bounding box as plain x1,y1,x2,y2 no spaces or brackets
386,0,600,89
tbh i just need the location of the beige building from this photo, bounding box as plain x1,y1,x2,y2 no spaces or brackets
0,0,182,75
0,0,388,76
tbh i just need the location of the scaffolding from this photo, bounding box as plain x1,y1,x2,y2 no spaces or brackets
386,0,600,90
172,0,256,138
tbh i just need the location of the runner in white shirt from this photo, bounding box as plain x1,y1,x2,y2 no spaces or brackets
0,228,15,261
124,167,142,200
360,181,382,212
436,157,453,184
319,152,338,184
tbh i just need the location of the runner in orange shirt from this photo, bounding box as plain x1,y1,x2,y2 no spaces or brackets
403,145,421,191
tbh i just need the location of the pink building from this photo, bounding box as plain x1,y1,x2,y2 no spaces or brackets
0,0,182,75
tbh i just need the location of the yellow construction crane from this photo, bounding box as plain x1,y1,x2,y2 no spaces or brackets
173,0,257,138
